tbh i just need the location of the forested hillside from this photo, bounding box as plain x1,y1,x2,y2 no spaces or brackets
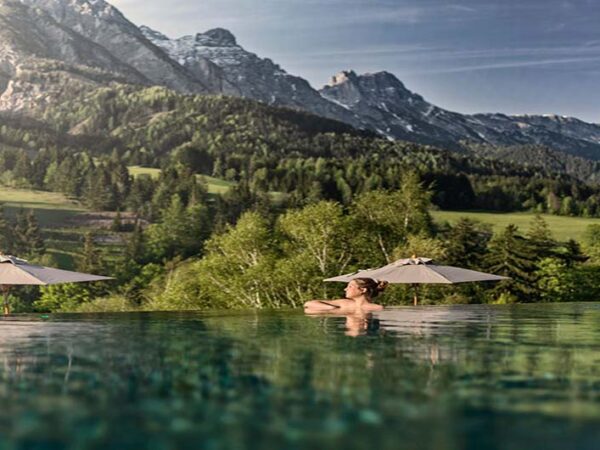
466,143,600,184
1,84,599,216
2,84,600,312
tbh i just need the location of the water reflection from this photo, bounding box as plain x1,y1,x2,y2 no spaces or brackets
0,305,599,449
305,311,381,337
374,305,493,336
304,305,497,339
303,306,497,362
343,313,379,337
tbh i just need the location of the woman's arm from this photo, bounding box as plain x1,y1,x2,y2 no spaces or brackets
303,300,344,312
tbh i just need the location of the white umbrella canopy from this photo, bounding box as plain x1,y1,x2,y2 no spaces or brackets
324,257,509,305
0,255,113,315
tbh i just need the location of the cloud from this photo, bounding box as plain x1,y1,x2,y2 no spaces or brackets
410,55,600,74
447,4,478,12
276,43,600,68
424,45,600,60
272,44,439,59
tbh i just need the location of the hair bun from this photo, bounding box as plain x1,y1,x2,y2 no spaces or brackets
376,280,389,292
353,277,388,298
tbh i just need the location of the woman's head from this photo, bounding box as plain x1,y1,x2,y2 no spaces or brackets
345,278,389,299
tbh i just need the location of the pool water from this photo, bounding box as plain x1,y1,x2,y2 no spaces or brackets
1,303,599,449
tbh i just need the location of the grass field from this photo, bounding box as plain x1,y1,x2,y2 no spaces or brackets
128,166,235,195
199,175,236,194
0,187,84,226
432,210,600,242
128,166,161,179
0,187,122,269
3,184,596,269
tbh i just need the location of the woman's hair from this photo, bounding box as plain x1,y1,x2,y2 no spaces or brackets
353,278,389,298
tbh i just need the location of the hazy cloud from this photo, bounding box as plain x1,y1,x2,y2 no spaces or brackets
410,55,600,74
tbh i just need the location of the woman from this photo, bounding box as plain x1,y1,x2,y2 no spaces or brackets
304,278,388,314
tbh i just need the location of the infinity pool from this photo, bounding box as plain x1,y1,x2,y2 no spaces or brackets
1,303,599,449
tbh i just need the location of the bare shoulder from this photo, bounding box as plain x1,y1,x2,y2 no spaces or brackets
323,298,354,306
363,303,384,311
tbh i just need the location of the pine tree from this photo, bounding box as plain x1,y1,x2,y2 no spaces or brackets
31,150,52,189
13,208,29,255
83,167,117,211
55,155,80,196
78,232,104,274
111,210,123,232
13,151,32,185
526,215,557,261
25,210,45,257
557,239,588,267
486,224,538,301
0,204,13,255
126,175,156,216
126,219,145,264
444,218,492,269
110,160,132,205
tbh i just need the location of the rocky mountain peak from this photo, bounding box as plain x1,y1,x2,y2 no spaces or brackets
142,24,365,128
139,25,169,42
65,0,117,17
19,0,127,23
542,114,579,123
327,70,358,87
364,71,408,89
335,70,412,94
323,70,418,107
195,28,237,47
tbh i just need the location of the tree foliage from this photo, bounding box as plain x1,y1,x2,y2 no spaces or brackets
2,84,600,311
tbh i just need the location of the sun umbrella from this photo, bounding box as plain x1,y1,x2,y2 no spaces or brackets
324,257,508,305
0,255,113,315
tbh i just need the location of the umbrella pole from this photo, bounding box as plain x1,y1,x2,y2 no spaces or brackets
1,285,10,316
412,284,419,306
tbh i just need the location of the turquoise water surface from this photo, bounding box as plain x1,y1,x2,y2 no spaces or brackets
0,303,599,449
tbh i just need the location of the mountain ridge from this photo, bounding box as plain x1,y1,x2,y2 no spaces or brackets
139,24,366,130
0,0,599,160
320,70,600,159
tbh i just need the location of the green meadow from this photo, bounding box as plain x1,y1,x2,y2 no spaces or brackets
0,187,120,269
432,210,600,242
128,166,235,195
199,175,236,194
0,187,84,226
127,165,161,179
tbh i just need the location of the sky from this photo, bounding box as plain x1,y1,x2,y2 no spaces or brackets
111,0,600,122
